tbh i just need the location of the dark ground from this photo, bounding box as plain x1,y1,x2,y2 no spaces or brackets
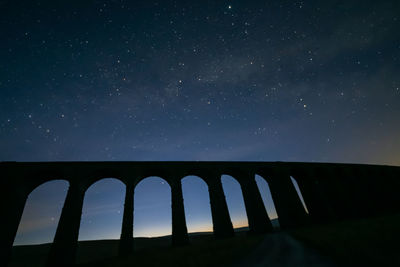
10,229,265,267
290,213,400,267
9,214,400,267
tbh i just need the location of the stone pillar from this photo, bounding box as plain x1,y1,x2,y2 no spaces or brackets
293,168,335,224
348,166,376,218
314,166,355,221
379,167,400,214
171,179,189,246
331,166,364,220
262,168,308,229
1,185,28,266
119,181,134,256
322,165,400,219
207,175,234,238
353,165,400,218
238,174,272,234
46,181,85,267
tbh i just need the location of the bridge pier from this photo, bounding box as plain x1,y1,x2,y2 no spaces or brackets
380,167,400,214
314,166,357,221
119,181,134,256
292,167,336,224
171,179,189,246
261,168,308,229
2,185,28,266
348,166,377,218
207,175,234,238
238,173,272,234
357,166,400,217
331,166,365,220
46,181,85,267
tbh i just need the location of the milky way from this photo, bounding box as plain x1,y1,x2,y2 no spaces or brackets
2,0,399,245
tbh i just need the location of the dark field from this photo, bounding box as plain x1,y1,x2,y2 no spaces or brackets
290,213,400,267
10,215,400,266
10,228,265,267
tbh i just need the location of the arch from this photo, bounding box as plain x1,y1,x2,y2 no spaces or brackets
26,173,67,196
82,172,125,194
221,175,249,229
134,174,172,188
181,175,213,233
78,178,125,241
134,176,172,238
13,179,69,245
290,176,309,214
255,175,280,228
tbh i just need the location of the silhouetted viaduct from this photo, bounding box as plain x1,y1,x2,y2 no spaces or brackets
1,161,400,266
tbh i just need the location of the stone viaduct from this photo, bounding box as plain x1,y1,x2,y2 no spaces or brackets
1,161,399,266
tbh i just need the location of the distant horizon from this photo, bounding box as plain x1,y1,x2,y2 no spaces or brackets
13,220,284,247
13,174,283,246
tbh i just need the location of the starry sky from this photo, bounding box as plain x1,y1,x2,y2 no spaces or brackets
2,0,399,245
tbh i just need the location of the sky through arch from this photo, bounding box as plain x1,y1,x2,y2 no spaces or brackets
134,177,171,237
14,180,69,245
221,175,249,229
78,178,125,241
182,175,213,233
255,175,278,222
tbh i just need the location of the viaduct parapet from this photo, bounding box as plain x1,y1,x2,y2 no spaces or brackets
1,161,399,266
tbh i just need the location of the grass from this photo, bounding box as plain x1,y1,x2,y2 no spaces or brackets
77,232,265,267
10,231,265,267
290,214,400,267
11,215,400,267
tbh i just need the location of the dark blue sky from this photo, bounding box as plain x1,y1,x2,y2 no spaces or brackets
1,0,399,245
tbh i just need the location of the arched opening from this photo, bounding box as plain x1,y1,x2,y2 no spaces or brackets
255,175,280,229
78,178,125,241
134,177,171,239
181,176,213,234
290,176,309,214
14,180,69,245
221,175,248,230
11,180,69,266
76,178,125,264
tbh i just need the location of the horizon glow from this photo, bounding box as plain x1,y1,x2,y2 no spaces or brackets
13,175,280,245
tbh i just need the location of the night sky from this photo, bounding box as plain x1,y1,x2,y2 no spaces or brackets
2,0,399,245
